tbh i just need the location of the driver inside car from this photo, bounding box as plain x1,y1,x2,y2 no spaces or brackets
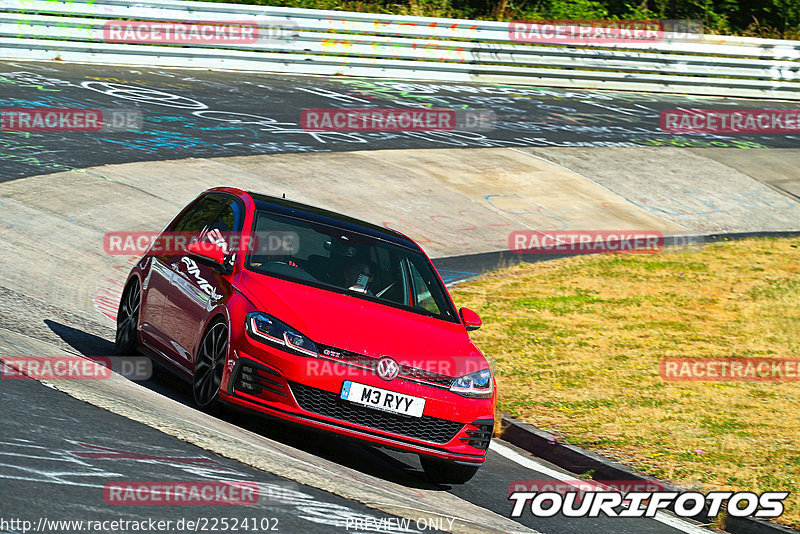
343,260,373,294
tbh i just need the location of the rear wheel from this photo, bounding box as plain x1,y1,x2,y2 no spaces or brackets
420,456,480,484
193,320,228,409
114,279,140,355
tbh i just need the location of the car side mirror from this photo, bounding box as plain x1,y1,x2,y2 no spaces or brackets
186,241,230,274
459,307,482,331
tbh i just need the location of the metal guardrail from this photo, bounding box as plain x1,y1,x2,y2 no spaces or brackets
1,0,800,99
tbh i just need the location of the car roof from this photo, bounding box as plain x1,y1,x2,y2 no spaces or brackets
245,191,419,250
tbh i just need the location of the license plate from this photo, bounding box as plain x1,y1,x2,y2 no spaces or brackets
340,381,425,418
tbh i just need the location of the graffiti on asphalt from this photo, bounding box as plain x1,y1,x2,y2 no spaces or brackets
0,63,798,181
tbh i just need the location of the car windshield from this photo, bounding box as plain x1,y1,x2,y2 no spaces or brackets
245,211,457,322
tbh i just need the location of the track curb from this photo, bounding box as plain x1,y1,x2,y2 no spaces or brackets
435,232,800,285
500,415,798,534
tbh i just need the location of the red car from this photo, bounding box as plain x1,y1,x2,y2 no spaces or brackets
115,187,495,483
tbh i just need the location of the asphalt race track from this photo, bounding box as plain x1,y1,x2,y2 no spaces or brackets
2,61,800,182
1,379,438,533
0,355,706,534
1,59,800,534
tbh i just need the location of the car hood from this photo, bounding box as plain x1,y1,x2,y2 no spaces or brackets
237,270,485,377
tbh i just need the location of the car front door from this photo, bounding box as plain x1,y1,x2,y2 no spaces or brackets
140,195,224,360
165,195,243,369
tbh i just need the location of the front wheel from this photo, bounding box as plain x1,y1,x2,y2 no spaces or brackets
193,320,228,409
420,456,481,484
114,279,140,355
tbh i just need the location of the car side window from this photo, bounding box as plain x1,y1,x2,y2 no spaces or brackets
214,197,243,234
172,196,225,234
201,197,243,254
407,260,442,315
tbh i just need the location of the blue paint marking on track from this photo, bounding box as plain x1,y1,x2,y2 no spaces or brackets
437,269,480,284
1,60,798,182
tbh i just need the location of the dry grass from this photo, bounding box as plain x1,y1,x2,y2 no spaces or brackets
451,237,800,528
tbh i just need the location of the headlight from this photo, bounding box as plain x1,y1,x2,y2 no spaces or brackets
245,311,318,357
450,368,493,398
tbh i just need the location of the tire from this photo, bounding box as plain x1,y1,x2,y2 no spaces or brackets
114,279,140,356
193,319,228,409
420,456,481,484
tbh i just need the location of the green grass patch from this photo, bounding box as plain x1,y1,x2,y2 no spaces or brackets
452,237,800,528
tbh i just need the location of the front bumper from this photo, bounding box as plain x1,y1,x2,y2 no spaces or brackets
219,341,494,463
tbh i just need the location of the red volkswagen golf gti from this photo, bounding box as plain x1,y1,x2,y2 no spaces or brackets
115,187,495,483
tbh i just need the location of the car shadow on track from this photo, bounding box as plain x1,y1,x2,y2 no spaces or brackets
45,319,453,492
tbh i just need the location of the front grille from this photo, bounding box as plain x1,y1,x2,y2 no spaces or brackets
398,365,454,387
289,382,464,444
317,344,454,388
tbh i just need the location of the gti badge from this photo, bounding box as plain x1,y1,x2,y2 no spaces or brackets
376,357,399,381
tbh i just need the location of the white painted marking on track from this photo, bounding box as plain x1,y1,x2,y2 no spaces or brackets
490,441,578,480
490,441,711,534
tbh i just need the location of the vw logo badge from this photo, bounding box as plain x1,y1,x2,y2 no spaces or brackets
376,357,399,381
